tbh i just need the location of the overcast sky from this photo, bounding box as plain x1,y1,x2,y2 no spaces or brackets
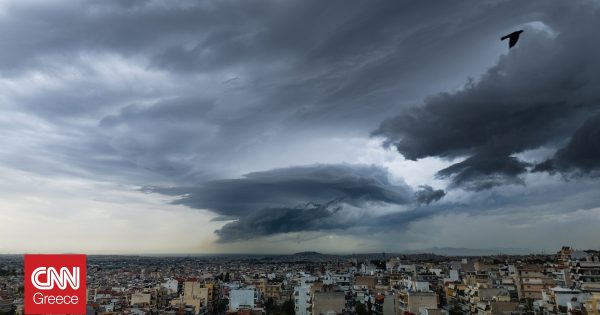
1,0,599,254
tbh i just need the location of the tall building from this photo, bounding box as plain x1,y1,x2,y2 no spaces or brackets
557,246,574,265
570,250,600,292
183,281,209,314
201,283,218,310
294,284,312,315
514,265,554,300
549,268,572,288
264,283,283,302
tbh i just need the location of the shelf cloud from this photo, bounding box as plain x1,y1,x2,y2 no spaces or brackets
148,164,437,241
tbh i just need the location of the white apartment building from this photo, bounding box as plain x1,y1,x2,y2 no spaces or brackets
229,289,256,310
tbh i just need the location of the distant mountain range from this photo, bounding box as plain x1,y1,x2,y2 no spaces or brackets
292,247,537,257
399,247,537,256
193,247,540,258
290,251,331,259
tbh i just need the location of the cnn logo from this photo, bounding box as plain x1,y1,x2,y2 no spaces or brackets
31,266,80,290
25,254,86,315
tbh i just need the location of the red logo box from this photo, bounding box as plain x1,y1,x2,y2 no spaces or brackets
25,254,86,315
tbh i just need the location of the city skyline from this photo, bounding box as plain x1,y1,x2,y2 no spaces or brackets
1,0,600,254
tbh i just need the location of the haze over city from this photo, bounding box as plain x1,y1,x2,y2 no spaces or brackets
1,0,600,255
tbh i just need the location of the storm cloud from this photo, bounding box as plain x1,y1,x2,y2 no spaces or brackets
415,185,446,205
534,114,600,176
149,164,424,241
214,202,343,242
1,0,600,252
1,0,571,183
374,4,600,190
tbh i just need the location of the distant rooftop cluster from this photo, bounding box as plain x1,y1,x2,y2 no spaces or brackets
1,247,600,315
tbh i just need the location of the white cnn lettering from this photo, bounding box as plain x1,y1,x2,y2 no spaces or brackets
32,267,80,290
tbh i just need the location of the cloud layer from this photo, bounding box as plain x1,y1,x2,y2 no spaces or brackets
0,0,550,183
534,114,600,176
150,164,424,241
0,0,599,252
374,5,600,190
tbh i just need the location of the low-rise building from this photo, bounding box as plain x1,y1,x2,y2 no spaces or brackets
312,291,345,315
230,289,256,311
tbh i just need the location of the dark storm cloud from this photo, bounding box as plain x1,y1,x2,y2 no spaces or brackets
374,3,600,189
1,0,566,186
533,114,600,176
97,97,221,177
152,164,413,214
206,173,600,242
436,154,530,190
0,0,548,122
1,0,599,247
415,185,446,205
149,164,422,241
214,202,343,242
376,177,600,236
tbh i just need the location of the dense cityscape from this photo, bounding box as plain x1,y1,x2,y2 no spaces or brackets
1,247,599,315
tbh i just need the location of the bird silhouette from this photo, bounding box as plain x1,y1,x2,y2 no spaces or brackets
501,30,524,48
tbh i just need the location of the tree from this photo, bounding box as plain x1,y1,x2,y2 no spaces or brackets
355,302,369,315
216,298,229,314
265,297,276,314
281,299,295,315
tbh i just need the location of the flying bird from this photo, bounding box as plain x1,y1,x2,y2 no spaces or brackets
501,30,524,48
